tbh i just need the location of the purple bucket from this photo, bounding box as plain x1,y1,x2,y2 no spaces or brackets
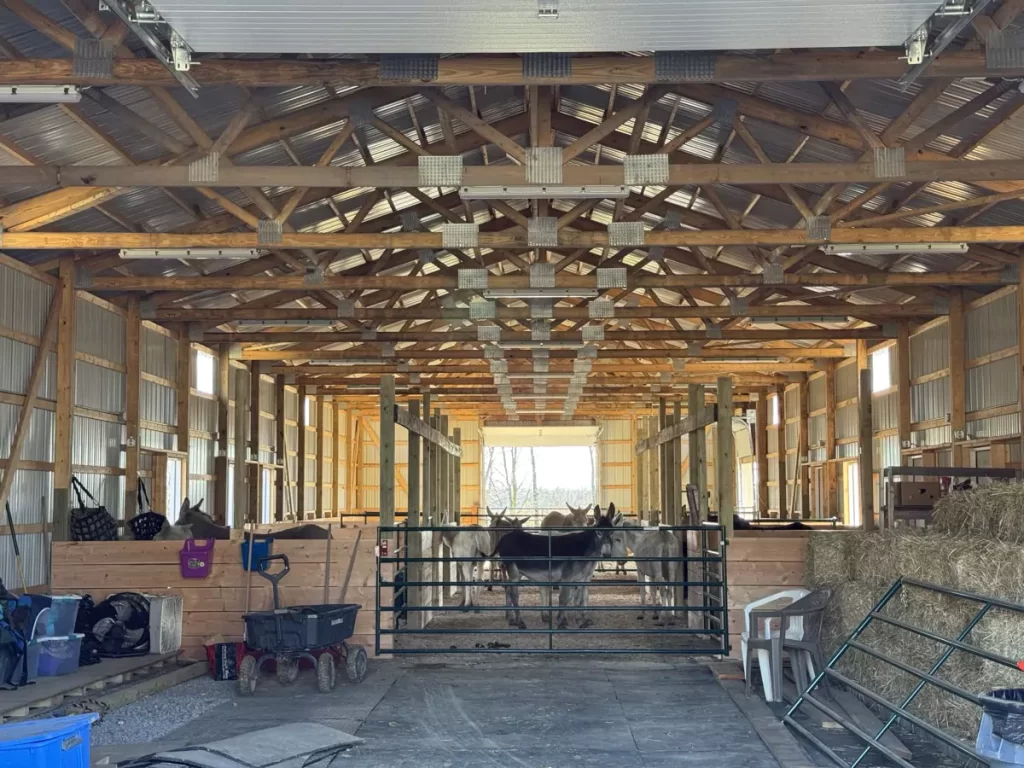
180,539,215,579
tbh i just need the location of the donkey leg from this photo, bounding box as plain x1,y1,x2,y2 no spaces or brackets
636,572,647,620
457,562,470,609
471,561,482,613
539,585,551,624
577,585,593,629
556,585,573,630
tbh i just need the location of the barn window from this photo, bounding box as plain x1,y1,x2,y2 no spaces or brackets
771,395,779,425
195,349,215,395
871,347,891,393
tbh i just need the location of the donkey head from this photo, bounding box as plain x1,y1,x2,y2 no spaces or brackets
566,503,590,526
486,506,508,524
591,503,627,559
175,497,208,526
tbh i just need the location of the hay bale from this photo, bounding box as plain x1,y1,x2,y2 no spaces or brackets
806,531,854,588
932,482,1024,544
949,539,1024,604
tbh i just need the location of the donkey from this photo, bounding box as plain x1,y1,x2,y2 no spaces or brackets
434,508,526,610
496,504,627,630
621,526,682,624
176,503,332,540
540,502,590,529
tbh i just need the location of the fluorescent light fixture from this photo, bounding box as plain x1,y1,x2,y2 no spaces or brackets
823,243,969,256
238,319,337,328
749,317,847,325
120,248,263,260
507,373,574,379
0,85,81,103
295,359,386,366
483,288,599,300
497,341,586,350
460,185,628,200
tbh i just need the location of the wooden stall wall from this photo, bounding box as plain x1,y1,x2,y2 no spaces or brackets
50,525,389,659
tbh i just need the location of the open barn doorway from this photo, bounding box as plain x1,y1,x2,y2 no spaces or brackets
481,425,599,526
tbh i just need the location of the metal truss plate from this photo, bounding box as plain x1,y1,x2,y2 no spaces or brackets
258,218,283,245
484,345,504,359
534,358,549,373
418,249,435,264
337,299,356,318
573,359,593,373
187,152,220,184
932,296,950,315
409,372,421,385
442,223,479,249
607,221,645,248
530,261,556,288
528,217,559,248
654,51,716,82
582,325,605,342
806,216,831,241
528,299,553,319
458,268,489,290
762,262,784,285
578,344,598,359
647,246,665,263
418,155,463,187
303,266,325,286
380,343,395,358
469,299,496,319
360,329,378,341
873,147,906,179
531,321,551,341
712,98,738,128
596,267,628,290
490,359,508,374
623,154,669,186
477,326,501,342
73,39,114,79
660,372,672,385
987,31,1024,69
347,97,375,128
400,211,423,231
588,298,615,319
729,297,748,314
532,348,550,359
672,358,688,371
379,54,439,81
705,324,723,340
522,52,572,79
74,264,92,289
526,147,563,184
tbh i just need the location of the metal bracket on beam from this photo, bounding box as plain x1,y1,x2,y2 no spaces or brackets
654,51,716,82
530,261,556,288
379,54,439,81
711,98,738,129
673,358,688,371
101,0,200,97
534,357,549,373
303,265,325,286
986,30,1024,69
881,323,898,338
458,268,489,290
623,154,669,186
74,265,92,289
186,324,202,342
418,155,464,187
578,344,598,359
337,299,356,318
484,345,504,360
762,262,784,285
582,325,605,342
140,299,156,321
258,218,283,246
899,0,997,90
530,299,554,319
522,52,572,79
73,38,115,79
347,97,375,128
607,222,645,248
381,343,395,358
729,297,748,314
589,298,615,319
705,324,723,340
188,152,220,184
806,216,831,241
490,359,508,374
469,299,496,319
360,328,377,341
527,217,559,248
477,326,501,342
873,147,906,179
441,222,479,249
409,372,421,385
531,321,551,341
596,267,628,290
526,147,562,184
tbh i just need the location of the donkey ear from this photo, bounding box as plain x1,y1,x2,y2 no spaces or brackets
179,497,191,515
612,511,623,526
608,502,616,516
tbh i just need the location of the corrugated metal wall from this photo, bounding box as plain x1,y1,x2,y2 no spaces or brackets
967,291,1017,360
598,418,633,511
836,362,858,402
910,321,950,377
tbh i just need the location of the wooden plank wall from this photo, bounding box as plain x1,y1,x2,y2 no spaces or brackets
50,525,390,660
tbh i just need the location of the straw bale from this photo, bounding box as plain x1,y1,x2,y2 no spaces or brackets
932,482,1024,544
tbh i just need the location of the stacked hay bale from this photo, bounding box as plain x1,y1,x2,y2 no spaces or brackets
807,483,1024,739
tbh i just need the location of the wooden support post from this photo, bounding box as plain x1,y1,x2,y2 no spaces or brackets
316,394,327,519
453,427,462,524
248,363,262,522
176,335,192,501
296,385,308,519
799,377,811,519
858,368,876,531
233,364,248,528
379,375,396,528
214,350,231,522
824,363,839,519
1020,253,1024,468
407,398,422,625
635,416,647,516
422,393,432,524
949,289,967,466
658,399,668,517
776,385,788,520
897,322,913,455
755,397,769,518
439,414,450,520
273,375,286,521
688,385,708,521
333,401,342,517
717,377,735,539
123,297,141,518
53,257,75,541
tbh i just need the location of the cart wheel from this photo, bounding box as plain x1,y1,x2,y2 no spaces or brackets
316,652,336,693
276,657,299,686
346,645,368,683
237,654,258,696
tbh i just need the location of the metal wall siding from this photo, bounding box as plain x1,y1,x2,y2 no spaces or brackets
785,386,799,414
966,291,1017,359
879,434,901,469
785,421,797,450
139,428,174,451
285,389,298,421
190,394,218,433
872,391,898,431
0,404,53,462
141,327,177,379
809,414,826,447
260,377,275,410
837,443,858,459
259,416,275,454
810,447,826,463
188,479,215,510
190,435,214,475
767,428,778,454
71,416,123,468
966,355,1019,412
967,413,1020,440
75,298,125,364
910,322,950,378
1,533,46,591
74,361,125,414
768,486,779,511
767,459,778,482
141,380,177,425
914,425,952,447
808,376,826,411
835,363,858,402
0,263,53,338
836,405,858,440
910,377,951,423
0,338,56,399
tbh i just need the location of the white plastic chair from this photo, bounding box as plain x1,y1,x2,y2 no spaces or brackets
740,588,809,702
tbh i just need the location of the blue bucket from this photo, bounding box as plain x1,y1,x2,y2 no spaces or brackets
241,538,273,571
0,713,98,768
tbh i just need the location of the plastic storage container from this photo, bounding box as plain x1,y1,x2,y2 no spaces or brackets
30,596,81,639
145,594,183,654
978,689,1024,766
0,713,98,768
180,539,215,578
35,634,83,677
241,538,272,571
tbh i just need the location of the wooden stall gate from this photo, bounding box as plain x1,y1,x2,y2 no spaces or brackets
50,525,391,661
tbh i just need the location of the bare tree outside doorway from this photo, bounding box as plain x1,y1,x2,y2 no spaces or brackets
484,445,597,513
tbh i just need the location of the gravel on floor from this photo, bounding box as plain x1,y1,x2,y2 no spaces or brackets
89,676,235,746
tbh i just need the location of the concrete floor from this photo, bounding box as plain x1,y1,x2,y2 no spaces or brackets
95,659,794,767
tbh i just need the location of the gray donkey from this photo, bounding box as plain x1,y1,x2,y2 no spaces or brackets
621,526,682,624
434,508,527,610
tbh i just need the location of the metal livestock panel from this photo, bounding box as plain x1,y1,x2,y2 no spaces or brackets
809,414,826,448
0,403,54,462
0,338,56,399
72,416,124,469
966,291,1018,360
75,298,125,365
836,405,858,441
910,321,950,378
0,262,54,338
75,361,125,414
809,375,826,412
141,326,176,380
967,413,1020,440
966,355,1019,412
835,363,858,402
190,393,218,433
872,391,898,432
141,379,176,425
910,376,951,424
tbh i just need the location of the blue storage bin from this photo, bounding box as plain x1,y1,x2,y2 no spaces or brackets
0,713,98,768
36,634,83,677
30,596,82,638
241,538,273,571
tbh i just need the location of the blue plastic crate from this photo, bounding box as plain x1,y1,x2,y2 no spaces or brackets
0,713,98,768
241,538,273,571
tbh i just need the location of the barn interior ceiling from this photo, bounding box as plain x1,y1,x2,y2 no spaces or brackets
1,0,1024,421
